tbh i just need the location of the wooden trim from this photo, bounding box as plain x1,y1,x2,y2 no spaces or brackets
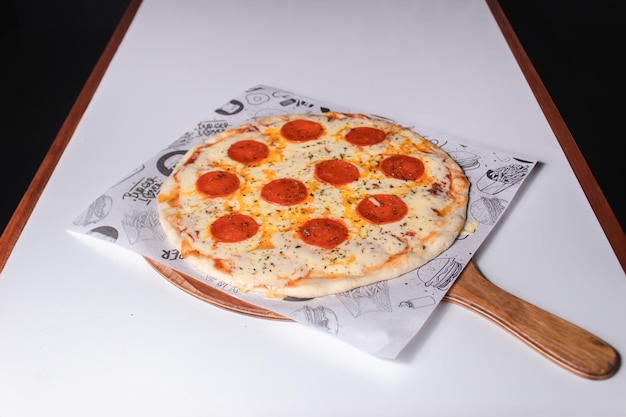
487,0,625,272
0,0,143,273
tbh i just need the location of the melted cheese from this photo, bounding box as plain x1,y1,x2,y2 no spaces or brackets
158,113,469,298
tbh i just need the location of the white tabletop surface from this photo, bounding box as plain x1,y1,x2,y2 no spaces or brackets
1,0,624,416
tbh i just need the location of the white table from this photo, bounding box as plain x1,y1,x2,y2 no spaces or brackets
1,1,624,415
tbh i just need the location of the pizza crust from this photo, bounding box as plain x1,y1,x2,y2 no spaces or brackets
157,112,469,299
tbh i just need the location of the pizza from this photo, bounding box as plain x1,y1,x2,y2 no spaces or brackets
157,112,469,299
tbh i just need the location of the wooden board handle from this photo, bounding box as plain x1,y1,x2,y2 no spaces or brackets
445,262,621,380
147,258,620,379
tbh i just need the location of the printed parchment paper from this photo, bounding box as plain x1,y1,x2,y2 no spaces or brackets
68,85,537,358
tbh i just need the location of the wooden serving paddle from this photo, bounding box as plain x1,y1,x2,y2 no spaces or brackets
146,259,620,380
445,262,619,380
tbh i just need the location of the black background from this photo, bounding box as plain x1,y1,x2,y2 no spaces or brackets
1,0,624,236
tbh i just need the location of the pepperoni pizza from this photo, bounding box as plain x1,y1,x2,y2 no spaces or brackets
157,112,469,299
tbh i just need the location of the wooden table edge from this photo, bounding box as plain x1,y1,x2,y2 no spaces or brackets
0,0,143,272
486,0,625,272
1,0,624,274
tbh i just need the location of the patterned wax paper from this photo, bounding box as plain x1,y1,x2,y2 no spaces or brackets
68,85,537,358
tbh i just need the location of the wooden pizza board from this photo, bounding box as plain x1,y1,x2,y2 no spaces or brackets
146,258,620,380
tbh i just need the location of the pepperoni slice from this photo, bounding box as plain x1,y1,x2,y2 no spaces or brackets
280,119,324,142
210,213,259,243
356,194,408,224
261,178,308,206
345,126,386,146
315,160,359,186
298,218,349,249
381,155,425,180
227,140,269,163
196,171,240,197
